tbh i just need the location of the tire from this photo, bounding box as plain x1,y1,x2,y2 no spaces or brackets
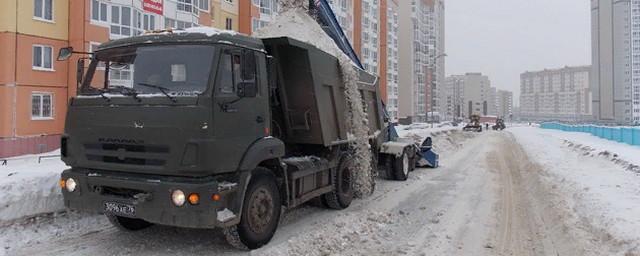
323,155,354,210
225,168,281,250
106,214,153,231
393,150,410,181
384,155,395,180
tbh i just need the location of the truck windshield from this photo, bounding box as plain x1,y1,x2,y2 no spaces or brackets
80,45,215,96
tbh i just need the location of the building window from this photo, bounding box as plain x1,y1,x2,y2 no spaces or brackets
32,93,53,120
226,18,233,30
110,6,133,36
34,0,53,22
199,0,209,11
143,14,156,31
33,45,53,71
91,0,108,22
178,0,198,14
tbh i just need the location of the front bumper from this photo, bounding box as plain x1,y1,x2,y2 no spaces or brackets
61,168,241,229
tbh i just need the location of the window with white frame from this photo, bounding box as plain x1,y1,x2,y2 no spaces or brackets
110,5,133,37
177,0,198,14
33,45,53,70
34,0,53,21
143,14,156,31
31,93,53,119
91,0,108,22
198,0,209,11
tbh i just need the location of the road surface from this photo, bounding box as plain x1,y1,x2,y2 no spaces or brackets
2,131,629,256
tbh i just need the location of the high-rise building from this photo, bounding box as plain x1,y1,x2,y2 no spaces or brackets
591,0,640,124
520,66,592,122
384,0,399,121
496,90,514,119
443,75,465,121
460,73,493,118
397,0,444,122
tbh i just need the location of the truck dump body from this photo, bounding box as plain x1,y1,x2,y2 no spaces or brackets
263,37,384,147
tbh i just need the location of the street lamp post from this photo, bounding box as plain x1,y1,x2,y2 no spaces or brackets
430,53,447,128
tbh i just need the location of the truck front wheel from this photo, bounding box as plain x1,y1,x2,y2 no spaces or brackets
106,214,153,231
323,156,354,210
225,168,281,250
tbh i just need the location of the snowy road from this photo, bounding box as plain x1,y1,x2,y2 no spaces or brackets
3,129,639,255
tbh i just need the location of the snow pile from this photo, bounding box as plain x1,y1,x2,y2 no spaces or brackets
255,210,397,256
563,140,640,174
254,1,374,197
0,151,67,223
510,127,640,253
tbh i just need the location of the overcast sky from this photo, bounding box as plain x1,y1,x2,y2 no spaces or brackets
445,0,592,105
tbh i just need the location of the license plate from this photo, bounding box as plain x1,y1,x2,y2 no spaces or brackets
104,202,136,217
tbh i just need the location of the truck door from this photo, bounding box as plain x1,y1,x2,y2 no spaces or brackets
212,48,269,172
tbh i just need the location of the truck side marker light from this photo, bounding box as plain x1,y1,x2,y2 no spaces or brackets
188,193,200,205
59,179,66,189
265,127,270,136
212,194,221,201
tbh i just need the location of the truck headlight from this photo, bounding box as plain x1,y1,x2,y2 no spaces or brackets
65,178,77,192
171,190,186,206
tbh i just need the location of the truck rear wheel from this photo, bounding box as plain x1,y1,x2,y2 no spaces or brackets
224,168,281,250
324,156,354,210
106,214,153,231
393,150,411,181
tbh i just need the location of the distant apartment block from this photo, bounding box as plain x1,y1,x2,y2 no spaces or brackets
444,73,506,120
496,90,513,119
591,0,640,124
443,75,465,120
520,66,592,122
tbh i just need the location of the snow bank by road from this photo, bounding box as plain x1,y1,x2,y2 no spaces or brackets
510,127,640,254
0,151,67,223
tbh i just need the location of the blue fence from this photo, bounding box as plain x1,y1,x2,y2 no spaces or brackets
540,122,640,145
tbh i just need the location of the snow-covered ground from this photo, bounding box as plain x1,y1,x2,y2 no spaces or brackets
510,127,640,254
2,126,640,255
0,150,67,222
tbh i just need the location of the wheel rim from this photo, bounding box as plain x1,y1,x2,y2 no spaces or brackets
402,153,409,175
247,187,274,234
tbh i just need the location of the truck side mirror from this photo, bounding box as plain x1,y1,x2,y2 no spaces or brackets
58,47,74,61
76,59,85,85
237,82,257,98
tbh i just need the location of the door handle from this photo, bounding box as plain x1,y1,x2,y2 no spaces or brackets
256,116,265,123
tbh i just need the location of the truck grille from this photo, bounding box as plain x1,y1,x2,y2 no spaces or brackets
84,143,169,166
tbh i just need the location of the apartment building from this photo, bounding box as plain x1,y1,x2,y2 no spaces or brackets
212,0,239,31
460,73,493,118
239,0,278,34
591,0,640,124
520,66,592,122
385,0,399,121
496,90,513,119
0,0,219,158
442,75,465,121
0,0,70,157
397,0,445,122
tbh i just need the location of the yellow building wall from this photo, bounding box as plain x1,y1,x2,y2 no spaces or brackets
16,0,69,40
211,0,239,31
0,1,17,33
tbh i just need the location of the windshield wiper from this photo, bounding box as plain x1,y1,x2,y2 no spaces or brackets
137,83,177,103
108,85,141,102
